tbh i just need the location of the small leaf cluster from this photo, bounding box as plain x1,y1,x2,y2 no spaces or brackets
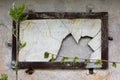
61,57,69,64
44,52,79,64
112,62,117,68
9,3,28,23
0,74,8,80
14,64,19,72
44,52,118,68
51,54,55,62
44,52,55,62
44,52,49,58
73,57,78,64
84,59,90,64
19,41,26,51
9,3,27,51
12,28,17,37
94,59,102,65
9,3,28,38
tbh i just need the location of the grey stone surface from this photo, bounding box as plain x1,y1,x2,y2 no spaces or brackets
0,0,120,80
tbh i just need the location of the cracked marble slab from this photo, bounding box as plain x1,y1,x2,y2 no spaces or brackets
88,31,101,51
19,19,102,62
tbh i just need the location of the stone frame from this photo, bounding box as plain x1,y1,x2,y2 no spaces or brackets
12,12,108,69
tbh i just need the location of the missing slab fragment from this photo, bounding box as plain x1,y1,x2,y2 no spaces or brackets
55,34,93,62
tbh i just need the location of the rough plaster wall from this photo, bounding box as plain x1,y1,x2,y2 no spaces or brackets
0,0,120,80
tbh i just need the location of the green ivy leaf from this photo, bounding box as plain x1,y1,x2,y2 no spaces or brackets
44,52,50,58
0,74,8,80
14,64,19,72
61,57,69,64
112,62,117,68
94,59,102,65
12,28,17,37
73,57,78,64
19,41,26,50
84,59,90,64
9,8,18,22
50,54,55,62
9,3,25,22
16,4,25,17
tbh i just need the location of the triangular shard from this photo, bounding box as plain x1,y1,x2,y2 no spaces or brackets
61,19,82,43
88,31,101,51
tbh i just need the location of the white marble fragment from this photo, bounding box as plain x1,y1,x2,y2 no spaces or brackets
46,19,70,42
89,48,101,62
70,19,82,43
19,20,64,62
81,19,101,37
60,19,82,43
88,31,101,51
86,47,101,68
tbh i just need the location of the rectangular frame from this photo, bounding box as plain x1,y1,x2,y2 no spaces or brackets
12,12,108,69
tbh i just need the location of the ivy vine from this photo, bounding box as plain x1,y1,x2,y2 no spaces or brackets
8,2,28,80
44,52,118,68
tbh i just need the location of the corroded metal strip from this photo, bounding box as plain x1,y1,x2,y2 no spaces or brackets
101,12,108,69
18,62,86,69
21,12,107,19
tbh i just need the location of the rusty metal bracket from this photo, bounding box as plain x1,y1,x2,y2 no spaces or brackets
25,68,34,75
86,4,94,13
11,61,17,69
108,36,113,41
89,68,94,74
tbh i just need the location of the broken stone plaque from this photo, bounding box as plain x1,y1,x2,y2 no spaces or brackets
12,12,108,69
19,19,101,64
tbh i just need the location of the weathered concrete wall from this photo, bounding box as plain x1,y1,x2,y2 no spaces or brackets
0,0,120,80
